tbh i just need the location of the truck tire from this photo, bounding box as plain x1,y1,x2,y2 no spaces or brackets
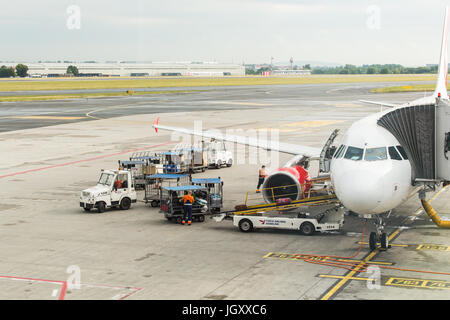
97,202,106,213
299,222,315,236
151,200,159,207
120,197,131,210
226,159,233,167
238,219,253,232
198,214,205,222
175,216,182,224
215,160,222,169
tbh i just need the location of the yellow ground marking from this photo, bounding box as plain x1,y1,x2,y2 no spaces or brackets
12,115,86,120
319,274,450,290
416,244,450,252
264,252,392,265
385,277,450,290
320,250,378,300
358,242,408,248
321,185,449,300
319,274,371,281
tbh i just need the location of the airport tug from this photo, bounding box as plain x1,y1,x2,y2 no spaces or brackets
80,169,137,213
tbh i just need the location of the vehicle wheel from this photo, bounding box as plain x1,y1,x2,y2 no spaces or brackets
226,159,233,167
175,216,182,224
238,219,253,232
369,232,378,251
380,233,389,249
97,202,106,213
151,200,159,207
201,167,206,172
198,215,205,222
83,208,91,212
299,222,315,236
215,160,222,169
120,197,131,210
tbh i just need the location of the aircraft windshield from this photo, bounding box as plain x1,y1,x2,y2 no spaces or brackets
344,146,363,161
396,145,408,160
334,144,345,158
364,147,387,161
388,146,402,160
98,173,114,186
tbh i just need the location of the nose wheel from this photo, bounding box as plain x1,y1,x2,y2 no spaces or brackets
369,232,389,251
368,213,391,251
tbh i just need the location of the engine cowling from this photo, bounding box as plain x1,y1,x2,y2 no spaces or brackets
261,165,311,203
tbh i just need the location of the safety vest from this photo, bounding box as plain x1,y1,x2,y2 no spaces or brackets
182,195,194,205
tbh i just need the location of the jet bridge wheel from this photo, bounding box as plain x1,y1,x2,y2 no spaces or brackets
369,232,377,251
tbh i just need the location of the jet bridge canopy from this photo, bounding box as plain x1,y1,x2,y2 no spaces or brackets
377,98,450,183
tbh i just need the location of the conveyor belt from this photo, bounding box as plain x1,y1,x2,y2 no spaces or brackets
222,194,339,216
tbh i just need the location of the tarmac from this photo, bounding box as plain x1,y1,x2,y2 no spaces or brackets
0,81,449,300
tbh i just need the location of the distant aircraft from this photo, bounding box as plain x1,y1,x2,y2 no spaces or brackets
154,8,450,251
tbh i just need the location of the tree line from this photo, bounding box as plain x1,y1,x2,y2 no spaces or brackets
311,64,438,75
245,64,439,75
0,64,80,78
0,64,29,78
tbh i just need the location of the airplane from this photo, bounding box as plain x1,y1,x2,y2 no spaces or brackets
153,8,450,251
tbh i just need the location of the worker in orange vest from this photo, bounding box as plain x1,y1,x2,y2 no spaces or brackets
179,190,194,225
256,165,267,193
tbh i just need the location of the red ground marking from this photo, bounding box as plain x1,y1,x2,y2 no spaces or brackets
0,274,142,300
0,141,174,179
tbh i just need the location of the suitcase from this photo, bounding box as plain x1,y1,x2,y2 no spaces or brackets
235,204,248,211
276,198,292,206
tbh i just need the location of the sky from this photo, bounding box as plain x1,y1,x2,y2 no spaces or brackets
1,0,450,66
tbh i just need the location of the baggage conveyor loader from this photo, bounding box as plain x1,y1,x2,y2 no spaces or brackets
213,186,344,235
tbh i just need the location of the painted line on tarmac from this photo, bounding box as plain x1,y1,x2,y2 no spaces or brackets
318,274,450,290
358,242,450,252
264,252,393,265
0,141,174,179
11,116,87,120
0,274,142,300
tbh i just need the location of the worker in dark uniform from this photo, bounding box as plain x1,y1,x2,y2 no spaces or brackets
256,165,267,193
179,190,194,225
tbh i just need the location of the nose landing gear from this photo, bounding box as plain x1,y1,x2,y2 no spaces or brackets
368,213,391,251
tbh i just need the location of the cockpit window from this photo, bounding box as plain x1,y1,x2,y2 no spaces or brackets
396,145,408,160
364,147,387,161
388,146,402,160
344,146,364,161
334,144,345,158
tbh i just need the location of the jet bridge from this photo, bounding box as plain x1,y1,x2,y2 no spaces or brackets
377,98,450,186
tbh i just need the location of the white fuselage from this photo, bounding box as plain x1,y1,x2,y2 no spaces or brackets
330,112,412,215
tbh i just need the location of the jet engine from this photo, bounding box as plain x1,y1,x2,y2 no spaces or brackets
261,155,312,203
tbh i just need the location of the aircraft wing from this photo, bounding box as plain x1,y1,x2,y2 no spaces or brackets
153,118,322,158
359,100,399,108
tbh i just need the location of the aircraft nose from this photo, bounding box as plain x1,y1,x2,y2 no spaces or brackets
333,168,385,215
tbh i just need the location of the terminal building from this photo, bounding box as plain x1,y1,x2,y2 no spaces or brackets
2,61,245,77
